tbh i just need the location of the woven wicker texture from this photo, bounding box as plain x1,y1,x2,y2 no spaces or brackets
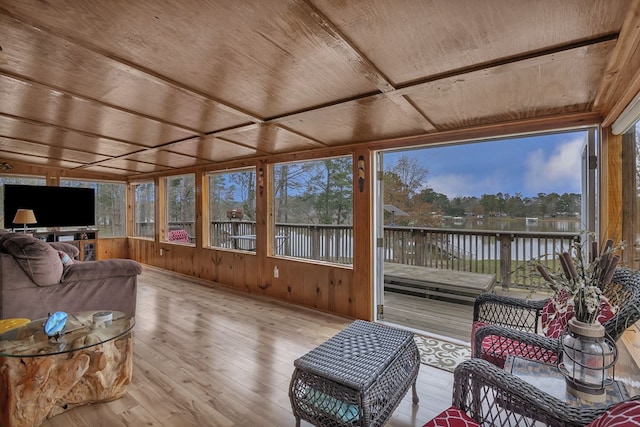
473,268,640,367
290,320,420,427
453,358,640,427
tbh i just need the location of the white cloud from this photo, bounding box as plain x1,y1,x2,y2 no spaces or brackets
523,137,584,194
428,174,504,198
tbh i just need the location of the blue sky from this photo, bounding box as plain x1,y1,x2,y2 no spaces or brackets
384,131,587,198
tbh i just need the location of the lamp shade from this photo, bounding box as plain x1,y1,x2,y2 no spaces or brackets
13,209,37,225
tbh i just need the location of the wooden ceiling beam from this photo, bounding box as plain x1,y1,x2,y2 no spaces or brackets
386,95,437,132
392,33,620,97
0,112,148,151
0,69,204,136
297,0,395,93
0,6,265,125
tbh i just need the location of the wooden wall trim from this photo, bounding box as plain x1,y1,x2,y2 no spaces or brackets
622,131,638,267
352,149,373,320
601,128,623,244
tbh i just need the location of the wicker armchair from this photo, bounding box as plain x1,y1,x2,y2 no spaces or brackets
447,358,640,427
472,268,640,368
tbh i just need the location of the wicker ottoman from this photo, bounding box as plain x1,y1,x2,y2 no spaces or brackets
289,320,420,427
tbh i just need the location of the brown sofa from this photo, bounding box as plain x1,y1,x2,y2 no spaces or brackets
0,231,141,320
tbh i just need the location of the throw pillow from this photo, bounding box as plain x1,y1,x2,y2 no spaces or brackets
586,400,640,426
0,233,63,286
49,241,80,258
58,250,74,266
542,288,616,338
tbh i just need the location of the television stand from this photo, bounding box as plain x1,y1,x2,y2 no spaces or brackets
32,229,99,261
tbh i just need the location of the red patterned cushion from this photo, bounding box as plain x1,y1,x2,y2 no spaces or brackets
423,406,480,427
586,401,640,426
542,289,616,338
541,289,571,338
168,229,190,243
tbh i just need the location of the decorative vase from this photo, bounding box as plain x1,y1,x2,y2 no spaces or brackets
560,318,617,403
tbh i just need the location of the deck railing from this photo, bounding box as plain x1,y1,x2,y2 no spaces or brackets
138,221,580,288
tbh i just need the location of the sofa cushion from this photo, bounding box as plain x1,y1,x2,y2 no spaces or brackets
422,406,480,427
0,233,63,286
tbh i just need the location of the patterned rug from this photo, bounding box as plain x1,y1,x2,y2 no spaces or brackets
414,335,471,373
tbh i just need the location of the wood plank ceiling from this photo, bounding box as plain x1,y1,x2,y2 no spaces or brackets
0,0,637,178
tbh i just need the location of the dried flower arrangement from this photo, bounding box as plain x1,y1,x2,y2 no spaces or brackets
536,238,620,324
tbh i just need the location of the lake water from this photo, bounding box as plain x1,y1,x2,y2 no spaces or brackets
442,216,582,233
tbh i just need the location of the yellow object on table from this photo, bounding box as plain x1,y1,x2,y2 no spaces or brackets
0,318,30,334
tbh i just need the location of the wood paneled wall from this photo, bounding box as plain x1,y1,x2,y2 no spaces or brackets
123,151,371,321
126,238,358,318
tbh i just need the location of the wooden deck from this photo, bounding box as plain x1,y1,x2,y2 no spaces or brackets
384,262,496,303
382,283,552,343
383,291,474,342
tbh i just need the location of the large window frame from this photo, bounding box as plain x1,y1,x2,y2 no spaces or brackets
164,174,196,245
207,168,256,251
131,181,155,240
272,155,354,265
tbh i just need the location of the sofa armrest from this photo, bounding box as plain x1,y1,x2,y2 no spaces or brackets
62,259,142,281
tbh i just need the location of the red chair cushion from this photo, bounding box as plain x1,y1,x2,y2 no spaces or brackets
586,400,640,426
473,321,557,368
423,406,480,427
479,335,558,368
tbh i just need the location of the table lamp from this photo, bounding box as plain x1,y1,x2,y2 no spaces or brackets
13,209,37,233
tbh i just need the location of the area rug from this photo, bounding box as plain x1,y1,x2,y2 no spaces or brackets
414,335,471,373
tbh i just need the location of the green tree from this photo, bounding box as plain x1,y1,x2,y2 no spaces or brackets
274,161,317,223
307,158,353,224
383,155,429,225
167,175,195,223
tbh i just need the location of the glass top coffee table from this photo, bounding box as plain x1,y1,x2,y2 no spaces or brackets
0,311,134,357
0,310,135,427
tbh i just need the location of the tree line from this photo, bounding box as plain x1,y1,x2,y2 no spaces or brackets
384,155,580,226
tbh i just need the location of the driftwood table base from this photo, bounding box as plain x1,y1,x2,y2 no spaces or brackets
0,332,133,427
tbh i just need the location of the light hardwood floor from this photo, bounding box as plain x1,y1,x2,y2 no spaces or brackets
40,267,454,427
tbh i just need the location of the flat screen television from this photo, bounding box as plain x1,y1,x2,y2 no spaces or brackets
3,184,95,229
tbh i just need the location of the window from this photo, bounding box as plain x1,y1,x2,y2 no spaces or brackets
0,176,45,228
273,156,353,264
60,180,126,237
166,174,195,243
132,181,155,239
208,168,256,250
